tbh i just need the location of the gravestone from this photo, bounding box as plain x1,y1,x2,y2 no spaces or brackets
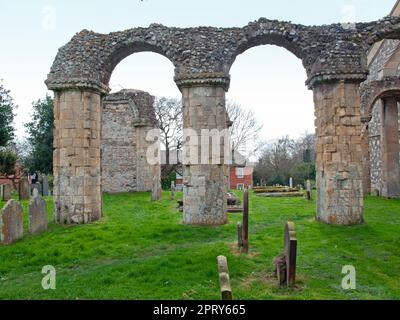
3,184,11,201
28,196,48,235
306,180,312,201
170,181,175,200
242,188,249,253
289,177,293,189
284,221,297,287
217,255,232,300
42,175,49,196
19,177,30,201
0,199,24,245
32,187,39,199
151,176,162,201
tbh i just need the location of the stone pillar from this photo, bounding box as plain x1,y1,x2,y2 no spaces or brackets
53,89,102,224
361,119,371,195
313,81,364,225
380,97,400,198
179,82,230,225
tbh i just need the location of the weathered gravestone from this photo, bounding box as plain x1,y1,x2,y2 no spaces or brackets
1,184,11,201
273,221,297,287
289,177,293,189
217,255,232,300
3,184,11,201
0,200,24,245
151,176,162,201
306,180,312,201
19,177,30,201
32,187,39,199
28,196,48,235
170,181,175,200
42,175,49,196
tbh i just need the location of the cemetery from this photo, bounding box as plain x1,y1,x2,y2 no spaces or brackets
1,0,400,302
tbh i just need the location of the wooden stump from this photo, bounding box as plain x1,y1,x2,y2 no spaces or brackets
284,221,297,287
217,255,232,300
237,222,243,249
242,188,249,253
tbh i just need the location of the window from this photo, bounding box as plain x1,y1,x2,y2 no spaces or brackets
237,183,244,190
236,167,244,178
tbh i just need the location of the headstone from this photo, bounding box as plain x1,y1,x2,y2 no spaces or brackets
289,177,293,188
306,180,312,201
28,196,48,235
242,188,249,254
217,256,232,300
170,181,175,200
151,176,162,201
32,188,39,199
237,222,243,249
3,184,11,201
19,177,30,201
0,199,24,245
42,175,49,196
284,221,297,288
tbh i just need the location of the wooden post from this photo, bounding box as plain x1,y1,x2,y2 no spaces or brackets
284,222,297,288
242,188,249,253
237,222,243,249
217,255,232,300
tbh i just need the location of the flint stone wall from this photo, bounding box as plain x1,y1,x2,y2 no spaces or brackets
364,39,400,195
101,89,159,193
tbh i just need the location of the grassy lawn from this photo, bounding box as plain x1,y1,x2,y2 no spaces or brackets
0,191,399,300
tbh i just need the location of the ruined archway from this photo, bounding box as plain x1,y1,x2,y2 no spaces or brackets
47,16,400,226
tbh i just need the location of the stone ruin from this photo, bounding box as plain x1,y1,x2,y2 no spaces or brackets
46,11,400,226
101,89,161,194
360,3,400,199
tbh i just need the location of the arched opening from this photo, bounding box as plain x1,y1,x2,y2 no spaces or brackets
102,52,180,194
368,93,400,198
227,44,314,190
363,34,400,198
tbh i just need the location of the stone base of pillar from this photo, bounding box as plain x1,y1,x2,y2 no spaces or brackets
183,164,228,225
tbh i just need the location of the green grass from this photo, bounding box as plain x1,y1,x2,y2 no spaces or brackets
0,191,399,300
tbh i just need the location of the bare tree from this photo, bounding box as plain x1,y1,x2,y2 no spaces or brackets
154,97,183,165
226,101,263,158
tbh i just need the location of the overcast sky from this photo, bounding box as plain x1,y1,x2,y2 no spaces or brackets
0,0,396,142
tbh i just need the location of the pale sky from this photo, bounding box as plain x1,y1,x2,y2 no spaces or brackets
0,0,396,142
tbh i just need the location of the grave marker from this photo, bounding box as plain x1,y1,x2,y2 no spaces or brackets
237,222,243,249
217,255,232,300
306,180,312,200
3,184,11,201
284,221,297,287
0,200,24,245
151,176,162,201
42,175,49,196
28,196,48,235
19,177,30,201
171,181,175,200
242,188,249,253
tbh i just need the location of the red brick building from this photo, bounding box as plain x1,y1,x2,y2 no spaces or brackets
229,165,254,190
229,152,254,190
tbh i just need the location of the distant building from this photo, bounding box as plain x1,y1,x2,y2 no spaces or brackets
229,151,254,190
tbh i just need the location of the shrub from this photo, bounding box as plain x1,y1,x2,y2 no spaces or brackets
0,150,17,176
